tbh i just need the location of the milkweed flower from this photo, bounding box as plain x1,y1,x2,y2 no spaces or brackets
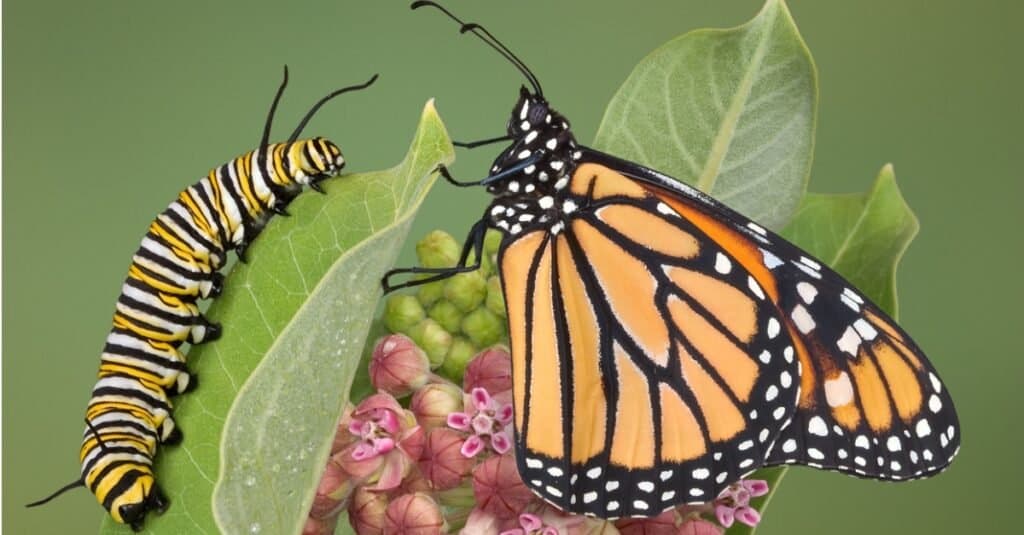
369,335,432,398
462,346,513,401
500,512,558,535
383,492,446,535
712,479,769,528
447,387,514,457
337,392,425,491
308,456,356,520
410,382,464,430
348,486,389,535
418,427,476,491
471,454,538,520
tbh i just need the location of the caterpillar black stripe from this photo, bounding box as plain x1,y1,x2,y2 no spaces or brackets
27,67,378,530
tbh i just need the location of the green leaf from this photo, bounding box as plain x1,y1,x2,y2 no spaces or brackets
100,101,454,535
727,164,919,535
593,0,817,230
779,164,919,316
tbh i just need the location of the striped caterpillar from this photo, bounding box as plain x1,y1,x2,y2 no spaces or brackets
27,67,377,530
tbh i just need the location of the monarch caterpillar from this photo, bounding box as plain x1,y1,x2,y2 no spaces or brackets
386,1,960,519
27,67,378,530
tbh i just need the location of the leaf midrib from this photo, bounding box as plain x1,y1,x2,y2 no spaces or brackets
696,5,777,193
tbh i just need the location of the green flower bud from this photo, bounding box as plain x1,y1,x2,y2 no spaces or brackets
427,300,463,334
464,248,494,278
461,308,505,347
407,318,452,368
416,230,460,269
383,294,426,334
444,271,487,312
415,277,446,308
483,229,503,258
439,336,477,380
485,276,506,318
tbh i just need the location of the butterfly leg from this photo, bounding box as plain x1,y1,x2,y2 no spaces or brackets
381,218,488,292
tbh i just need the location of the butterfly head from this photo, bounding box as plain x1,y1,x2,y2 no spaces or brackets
486,87,581,196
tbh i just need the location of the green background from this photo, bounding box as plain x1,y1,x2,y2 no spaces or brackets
4,1,1020,533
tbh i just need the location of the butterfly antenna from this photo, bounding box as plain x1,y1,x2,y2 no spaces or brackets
261,65,290,149
287,74,379,143
26,479,86,508
411,1,544,97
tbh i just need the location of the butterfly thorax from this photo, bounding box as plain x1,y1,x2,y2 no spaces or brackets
484,88,584,236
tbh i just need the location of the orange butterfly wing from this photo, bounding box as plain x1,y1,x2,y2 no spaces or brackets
499,156,959,517
500,163,801,517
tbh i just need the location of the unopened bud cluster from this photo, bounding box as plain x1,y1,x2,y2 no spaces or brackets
383,229,507,380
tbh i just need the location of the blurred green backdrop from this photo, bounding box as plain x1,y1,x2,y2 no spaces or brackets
4,1,1021,533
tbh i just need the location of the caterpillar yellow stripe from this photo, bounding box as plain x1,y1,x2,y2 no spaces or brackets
27,67,378,531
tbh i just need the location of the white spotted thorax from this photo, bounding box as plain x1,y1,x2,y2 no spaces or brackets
485,87,583,236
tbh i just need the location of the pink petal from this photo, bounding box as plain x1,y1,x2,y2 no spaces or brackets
735,506,762,527
716,485,738,501
733,488,751,507
447,412,472,431
715,504,735,528
351,443,377,461
354,392,405,417
367,452,408,491
348,418,368,437
498,531,525,535
496,403,514,424
376,408,400,434
491,431,512,454
519,513,543,531
373,437,395,455
742,479,770,497
472,414,494,434
471,387,493,411
461,435,485,458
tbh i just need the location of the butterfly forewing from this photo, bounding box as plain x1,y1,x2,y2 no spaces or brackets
499,164,801,517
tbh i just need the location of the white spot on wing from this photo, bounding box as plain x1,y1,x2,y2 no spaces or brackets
825,372,854,407
748,277,766,300
808,416,828,436
837,326,862,356
715,253,732,274
767,318,781,339
761,249,784,269
791,304,816,333
796,281,818,304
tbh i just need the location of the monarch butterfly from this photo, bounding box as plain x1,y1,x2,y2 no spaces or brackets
27,67,378,530
386,1,960,519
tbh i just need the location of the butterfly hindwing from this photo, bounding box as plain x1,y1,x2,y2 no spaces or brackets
747,231,961,479
499,163,802,517
583,148,960,481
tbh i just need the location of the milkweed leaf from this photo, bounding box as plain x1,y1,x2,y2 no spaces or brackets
594,0,817,231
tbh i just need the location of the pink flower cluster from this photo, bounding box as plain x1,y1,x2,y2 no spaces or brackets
305,334,770,534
